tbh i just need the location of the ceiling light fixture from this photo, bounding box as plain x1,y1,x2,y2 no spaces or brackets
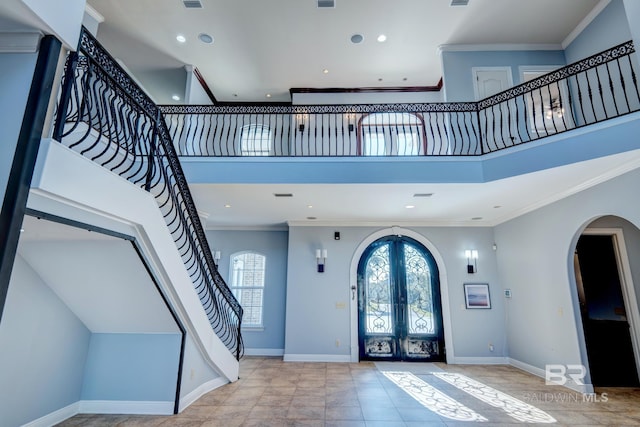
266,93,272,98
172,94,180,101
323,69,329,74
198,33,214,44
350,34,364,44
224,204,231,208
377,34,387,42
405,205,415,209
176,34,186,43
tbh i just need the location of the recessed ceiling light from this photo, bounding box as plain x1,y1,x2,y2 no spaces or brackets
224,204,231,208
413,193,433,198
233,93,238,97
323,69,329,74
472,217,483,220
494,205,502,209
198,33,214,44
405,205,415,209
378,78,383,82
20,228,25,232
307,205,313,208
350,34,364,44
377,34,387,43
403,77,408,81
307,216,317,220
266,93,272,98
172,94,180,101
176,34,186,43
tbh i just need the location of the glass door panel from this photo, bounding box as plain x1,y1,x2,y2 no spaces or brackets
358,236,444,361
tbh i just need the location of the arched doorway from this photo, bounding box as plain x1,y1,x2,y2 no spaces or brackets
574,225,640,386
357,235,445,361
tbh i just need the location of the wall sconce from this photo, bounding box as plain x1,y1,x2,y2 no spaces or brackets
295,113,308,132
346,112,356,132
213,250,221,266
316,249,327,273
465,249,478,273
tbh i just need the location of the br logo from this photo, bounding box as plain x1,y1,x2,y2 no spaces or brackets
545,364,586,386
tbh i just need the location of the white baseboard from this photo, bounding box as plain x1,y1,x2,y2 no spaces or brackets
244,348,285,357
283,354,351,363
179,377,228,412
22,402,79,427
21,399,174,426
79,400,174,415
508,358,594,394
451,356,509,364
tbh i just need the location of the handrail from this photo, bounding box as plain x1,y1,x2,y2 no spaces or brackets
160,41,638,157
52,27,243,360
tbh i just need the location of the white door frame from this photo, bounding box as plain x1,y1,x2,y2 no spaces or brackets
349,227,454,363
472,66,514,101
580,228,640,381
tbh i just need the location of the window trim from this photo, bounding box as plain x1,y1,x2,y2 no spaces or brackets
229,250,267,328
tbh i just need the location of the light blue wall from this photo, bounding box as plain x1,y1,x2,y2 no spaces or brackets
0,255,91,427
81,333,182,401
284,226,505,360
441,50,566,102
565,0,632,63
624,0,640,59
0,52,37,206
206,229,288,352
494,165,640,378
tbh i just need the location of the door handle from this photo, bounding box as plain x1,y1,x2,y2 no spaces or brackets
351,285,356,300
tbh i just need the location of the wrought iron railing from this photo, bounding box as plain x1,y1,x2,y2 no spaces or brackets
52,28,243,359
161,41,639,157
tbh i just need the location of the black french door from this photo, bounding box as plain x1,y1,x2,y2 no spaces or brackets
358,235,444,361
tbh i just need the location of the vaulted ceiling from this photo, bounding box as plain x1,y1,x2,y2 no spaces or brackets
85,0,601,103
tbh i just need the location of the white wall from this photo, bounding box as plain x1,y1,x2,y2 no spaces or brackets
494,165,640,378
29,139,239,380
284,225,505,362
21,0,85,49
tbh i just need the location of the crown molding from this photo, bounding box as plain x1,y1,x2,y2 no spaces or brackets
84,4,105,23
562,0,612,49
437,43,562,55
0,32,42,53
286,220,491,228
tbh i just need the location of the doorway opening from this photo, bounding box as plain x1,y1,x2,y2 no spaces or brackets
357,235,444,361
575,228,640,386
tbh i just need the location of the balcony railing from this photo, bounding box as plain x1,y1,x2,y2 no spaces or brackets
52,28,243,359
161,41,639,157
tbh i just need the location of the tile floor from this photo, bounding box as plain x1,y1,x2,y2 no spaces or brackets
57,357,640,426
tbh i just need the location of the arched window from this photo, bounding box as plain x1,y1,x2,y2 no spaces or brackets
230,251,266,326
240,124,272,156
357,112,426,156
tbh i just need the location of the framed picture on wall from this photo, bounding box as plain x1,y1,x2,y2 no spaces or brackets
464,283,491,309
